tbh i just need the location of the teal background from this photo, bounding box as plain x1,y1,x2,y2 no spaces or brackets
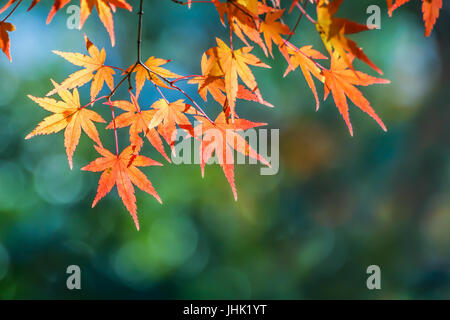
0,0,449,299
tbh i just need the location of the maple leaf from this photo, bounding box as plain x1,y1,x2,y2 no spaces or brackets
147,98,200,147
48,35,115,102
323,53,389,136
0,0,71,24
212,0,260,24
212,0,268,55
106,93,171,162
189,53,274,114
26,80,106,169
386,0,404,15
388,0,442,37
0,0,16,14
189,53,226,104
80,0,132,46
82,145,162,230
126,57,180,98
283,45,327,110
1,0,133,44
259,9,291,58
316,0,382,74
195,112,269,200
0,0,39,14
46,0,73,23
205,38,271,119
0,22,14,62
422,0,443,36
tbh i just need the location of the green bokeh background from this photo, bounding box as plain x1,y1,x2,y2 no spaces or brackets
0,0,449,299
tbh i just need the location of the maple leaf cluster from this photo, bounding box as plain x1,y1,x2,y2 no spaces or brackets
0,0,444,229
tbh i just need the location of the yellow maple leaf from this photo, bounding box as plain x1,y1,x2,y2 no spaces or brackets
316,0,382,74
27,80,106,169
48,35,115,102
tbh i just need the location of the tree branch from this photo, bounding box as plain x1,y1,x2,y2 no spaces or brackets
1,0,22,22
137,0,144,62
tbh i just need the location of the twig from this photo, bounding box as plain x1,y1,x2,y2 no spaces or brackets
170,0,212,5
106,98,120,156
137,0,144,62
1,0,22,22
283,0,309,46
295,1,316,24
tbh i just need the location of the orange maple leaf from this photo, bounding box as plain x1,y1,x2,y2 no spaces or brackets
0,0,39,14
26,80,106,169
388,0,442,37
46,0,72,23
0,0,71,23
189,53,226,104
323,53,389,136
316,0,382,74
106,93,171,162
260,9,291,57
147,98,200,147
0,0,18,14
189,53,274,115
195,112,269,200
82,145,162,230
205,38,271,119
0,21,14,61
2,0,133,44
126,57,180,98
283,45,327,110
212,0,268,54
47,35,115,101
80,0,132,46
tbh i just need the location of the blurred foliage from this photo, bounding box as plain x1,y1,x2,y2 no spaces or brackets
0,0,449,299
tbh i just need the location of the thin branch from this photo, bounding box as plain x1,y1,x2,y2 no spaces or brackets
229,20,234,51
228,0,259,29
137,0,144,62
106,98,120,156
80,95,108,110
295,1,316,24
1,0,22,22
103,0,143,156
94,0,213,156
285,40,326,71
172,75,203,84
170,0,212,5
135,0,213,122
78,0,214,158
140,63,213,123
104,65,127,73
283,0,309,46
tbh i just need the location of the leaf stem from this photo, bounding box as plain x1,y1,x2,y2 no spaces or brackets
283,0,309,46
90,0,213,156
295,1,316,24
106,98,120,156
1,0,22,22
170,0,212,5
